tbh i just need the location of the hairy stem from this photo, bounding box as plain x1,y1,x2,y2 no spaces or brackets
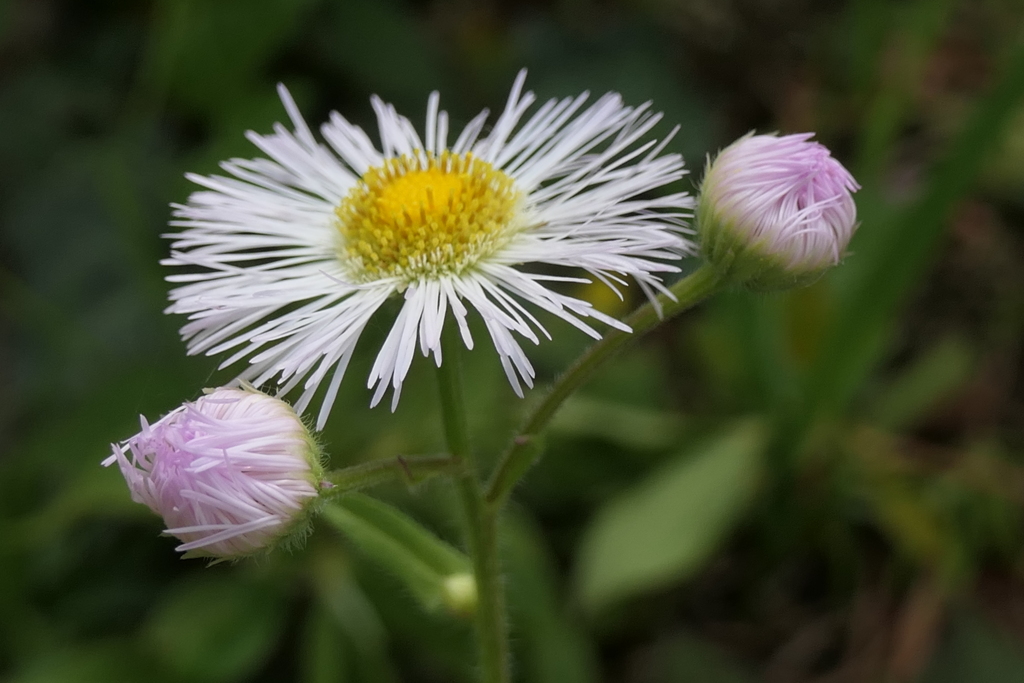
485,263,723,506
436,325,509,683
321,455,458,495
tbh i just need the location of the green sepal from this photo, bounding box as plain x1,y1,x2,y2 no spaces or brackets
697,192,831,292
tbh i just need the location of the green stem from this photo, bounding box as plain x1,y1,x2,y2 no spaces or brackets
321,455,458,495
436,325,509,683
485,263,723,506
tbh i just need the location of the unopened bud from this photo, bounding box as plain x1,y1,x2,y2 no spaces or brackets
698,132,860,290
104,387,323,560
442,572,478,617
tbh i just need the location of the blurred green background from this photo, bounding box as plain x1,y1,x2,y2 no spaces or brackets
3,0,1024,681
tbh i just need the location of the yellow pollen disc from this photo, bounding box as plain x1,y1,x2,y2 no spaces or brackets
335,151,522,281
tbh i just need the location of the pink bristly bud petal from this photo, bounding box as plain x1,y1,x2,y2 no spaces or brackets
103,387,323,560
698,132,860,290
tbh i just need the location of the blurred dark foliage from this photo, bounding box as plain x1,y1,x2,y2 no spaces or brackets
2,0,1024,681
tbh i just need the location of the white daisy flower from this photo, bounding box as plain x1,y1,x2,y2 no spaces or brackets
165,71,694,429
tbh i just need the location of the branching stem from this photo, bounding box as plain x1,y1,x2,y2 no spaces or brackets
485,263,723,506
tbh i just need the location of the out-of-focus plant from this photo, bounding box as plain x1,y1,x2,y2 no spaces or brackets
105,58,858,678
3,1,1024,682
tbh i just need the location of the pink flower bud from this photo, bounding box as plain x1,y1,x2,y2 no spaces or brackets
104,387,323,559
698,132,860,290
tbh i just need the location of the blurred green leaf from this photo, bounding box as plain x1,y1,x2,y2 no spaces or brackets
307,545,398,683
808,37,1024,419
868,335,975,431
920,612,1024,683
21,466,148,544
520,27,717,166
871,483,960,573
701,291,801,414
323,495,470,613
143,0,313,116
331,494,469,576
852,0,955,181
575,422,764,611
7,641,172,683
144,574,286,682
846,0,893,94
503,513,599,683
549,395,685,451
349,547,475,681
313,0,446,103
301,605,351,683
984,104,1024,197
849,429,969,583
640,633,758,683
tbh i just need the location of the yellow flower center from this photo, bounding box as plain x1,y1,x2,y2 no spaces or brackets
335,151,522,281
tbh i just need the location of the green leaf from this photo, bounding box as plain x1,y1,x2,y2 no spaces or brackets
807,38,1024,419
6,641,172,683
549,395,685,451
575,422,764,611
301,588,399,683
22,465,151,543
301,606,351,683
643,633,758,683
305,548,389,663
142,0,314,115
502,514,599,683
332,494,469,576
144,574,287,682
323,495,470,614
850,0,956,182
868,335,975,431
349,557,475,679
